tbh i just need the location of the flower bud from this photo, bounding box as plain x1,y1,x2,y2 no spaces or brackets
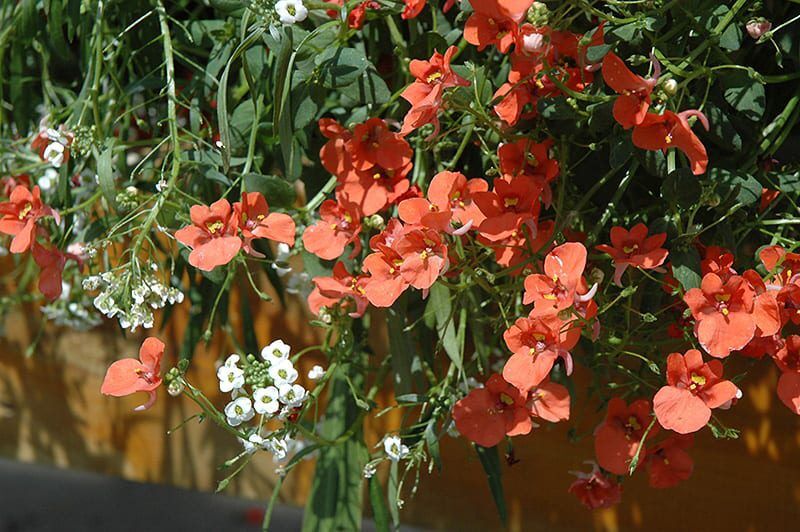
662,78,678,96
167,380,184,397
527,2,549,26
746,19,772,40
365,213,385,230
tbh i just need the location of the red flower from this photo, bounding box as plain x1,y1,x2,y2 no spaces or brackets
683,273,756,357
175,199,242,271
759,188,780,212
452,373,533,447
473,174,543,242
497,139,559,206
632,110,709,175
645,435,694,488
0,185,57,254
653,349,740,434
464,0,532,53
302,197,362,260
308,262,369,318
101,337,165,411
425,170,488,228
400,46,469,136
362,244,409,308
233,192,295,257
596,223,668,286
601,52,659,129
523,242,590,311
347,1,379,28
594,398,656,475
350,117,412,172
31,243,67,301
527,380,571,422
502,314,577,391
394,227,448,289
773,336,800,415
568,464,623,510
401,0,426,19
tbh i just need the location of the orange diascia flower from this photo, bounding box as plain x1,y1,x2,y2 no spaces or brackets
568,463,623,510
773,335,800,415
362,245,409,308
502,313,578,391
0,185,58,254
308,262,369,318
400,46,469,136
653,349,740,434
175,198,242,271
464,0,533,53
523,242,593,312
32,243,68,301
601,52,659,129
473,174,543,242
596,223,668,286
645,434,694,488
527,379,571,423
101,337,165,411
302,196,362,260
683,273,756,357
401,0,426,19
394,227,448,290
498,139,559,207
233,192,295,257
452,373,533,447
398,170,486,233
594,398,656,475
632,110,709,175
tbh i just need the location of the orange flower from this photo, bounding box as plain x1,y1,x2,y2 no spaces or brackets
464,0,532,53
400,46,469,136
233,192,295,257
473,174,543,242
653,349,740,434
502,313,578,391
759,188,780,212
394,227,448,290
568,463,623,510
523,242,590,311
594,398,656,475
362,244,409,308
452,373,533,448
645,435,694,488
401,0,426,19
0,185,57,254
425,170,488,228
349,117,412,172
596,223,668,286
482,219,554,272
308,262,369,318
527,380,571,423
632,110,709,175
773,336,800,415
101,337,165,412
31,242,67,301
601,52,659,129
175,199,242,271
302,197,362,260
683,273,756,357
498,139,559,207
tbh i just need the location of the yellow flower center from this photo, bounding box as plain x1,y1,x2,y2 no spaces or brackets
18,203,32,220
427,71,443,83
206,220,224,234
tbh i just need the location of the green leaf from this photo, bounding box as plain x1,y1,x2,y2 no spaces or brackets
704,102,742,151
425,420,442,471
369,477,390,532
388,296,424,396
427,282,463,371
662,169,701,210
586,44,612,63
720,71,765,121
316,47,369,89
671,248,702,291
709,168,761,206
778,171,800,193
475,445,507,525
95,144,117,209
242,173,296,208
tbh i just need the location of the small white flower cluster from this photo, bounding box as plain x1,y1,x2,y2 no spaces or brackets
218,340,316,464
82,265,184,331
39,127,71,167
41,280,102,331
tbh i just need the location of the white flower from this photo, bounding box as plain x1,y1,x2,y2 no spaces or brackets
268,357,298,385
156,179,168,192
241,433,266,454
383,435,409,462
275,0,307,25
223,354,241,368
261,339,291,361
38,168,59,191
253,386,281,415
267,437,289,461
224,397,255,427
43,142,66,167
217,365,245,393
307,365,325,381
363,462,377,479
278,383,307,407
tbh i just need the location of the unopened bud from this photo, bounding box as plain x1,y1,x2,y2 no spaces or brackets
365,214,385,230
527,1,549,26
746,19,772,40
662,78,678,96
167,380,185,397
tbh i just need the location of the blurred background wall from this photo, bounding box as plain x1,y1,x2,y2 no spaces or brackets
1,280,800,531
